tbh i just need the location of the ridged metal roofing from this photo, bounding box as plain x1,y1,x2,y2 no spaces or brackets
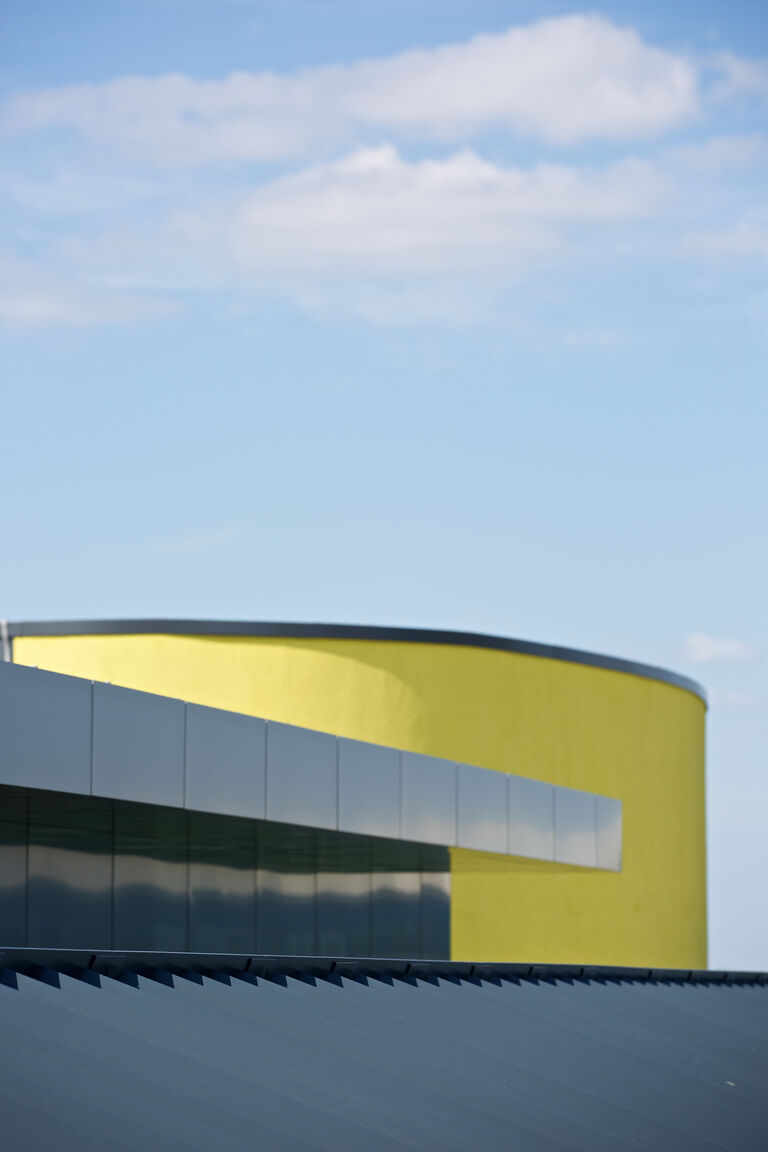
1,951,766,1150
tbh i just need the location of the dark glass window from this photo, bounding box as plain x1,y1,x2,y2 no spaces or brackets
0,785,450,959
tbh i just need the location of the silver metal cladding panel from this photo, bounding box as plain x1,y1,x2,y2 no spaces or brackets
596,796,623,871
0,662,92,794
185,704,266,819
2,663,623,871
456,762,508,853
554,786,598,868
265,721,338,831
337,738,400,839
508,775,555,861
91,683,185,807
400,752,457,847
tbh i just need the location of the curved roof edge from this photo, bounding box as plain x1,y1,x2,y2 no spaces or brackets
7,619,707,705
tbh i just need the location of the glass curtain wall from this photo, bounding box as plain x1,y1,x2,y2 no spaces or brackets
0,785,450,958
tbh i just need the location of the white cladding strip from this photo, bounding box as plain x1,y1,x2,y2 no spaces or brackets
0,661,621,870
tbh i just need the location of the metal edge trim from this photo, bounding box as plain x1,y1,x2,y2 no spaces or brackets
7,619,707,704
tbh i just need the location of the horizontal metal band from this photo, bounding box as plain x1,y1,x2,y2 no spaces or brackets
0,947,764,985
6,618,706,703
0,662,621,869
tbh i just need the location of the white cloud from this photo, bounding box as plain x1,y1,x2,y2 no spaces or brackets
286,275,514,328
680,220,768,260
711,53,768,104
664,133,768,175
0,146,664,327
681,632,758,666
3,14,765,331
334,16,697,143
0,289,174,327
226,146,664,275
142,525,241,555
710,689,760,709
0,257,178,326
0,15,698,164
0,166,169,217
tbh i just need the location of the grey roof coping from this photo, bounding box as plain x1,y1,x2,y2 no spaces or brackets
6,618,707,704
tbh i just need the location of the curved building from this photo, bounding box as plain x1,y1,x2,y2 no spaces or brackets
2,620,707,968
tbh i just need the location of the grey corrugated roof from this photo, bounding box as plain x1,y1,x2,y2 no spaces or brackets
1,954,766,1151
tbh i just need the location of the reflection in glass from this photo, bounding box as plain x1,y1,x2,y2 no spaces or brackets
0,783,451,959
401,752,457,847
0,790,28,945
27,790,112,949
189,811,257,953
595,797,622,872
113,803,188,950
371,839,420,959
554,788,597,868
508,776,555,861
420,845,451,959
257,823,317,955
317,831,371,957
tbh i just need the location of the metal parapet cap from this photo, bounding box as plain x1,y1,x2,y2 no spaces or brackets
6,618,707,704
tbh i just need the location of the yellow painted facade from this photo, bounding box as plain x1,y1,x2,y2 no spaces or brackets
13,631,707,967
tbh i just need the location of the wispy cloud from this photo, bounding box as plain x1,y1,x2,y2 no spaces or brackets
681,632,758,666
0,256,179,326
710,52,768,105
141,525,241,556
0,16,698,164
663,133,768,174
679,220,768,261
0,14,765,329
709,689,760,709
0,145,668,327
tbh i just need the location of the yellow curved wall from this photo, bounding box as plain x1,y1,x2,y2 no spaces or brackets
13,632,707,968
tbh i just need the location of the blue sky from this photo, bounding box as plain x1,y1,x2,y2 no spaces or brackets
1,0,767,966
